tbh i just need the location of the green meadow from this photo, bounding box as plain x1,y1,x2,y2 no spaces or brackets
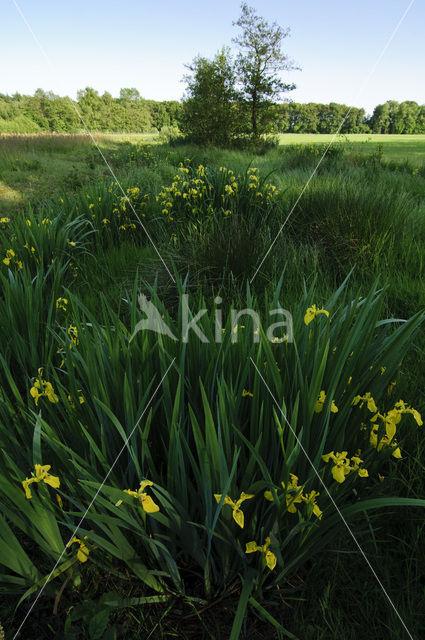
279,133,425,164
0,133,425,639
1,132,424,216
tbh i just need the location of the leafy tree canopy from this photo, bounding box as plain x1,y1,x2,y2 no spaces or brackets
232,2,299,138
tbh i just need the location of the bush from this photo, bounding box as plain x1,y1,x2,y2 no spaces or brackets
181,48,244,147
158,126,183,144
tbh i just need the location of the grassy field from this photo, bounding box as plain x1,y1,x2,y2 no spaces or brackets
278,132,425,164
1,132,424,216
0,133,156,214
0,133,425,640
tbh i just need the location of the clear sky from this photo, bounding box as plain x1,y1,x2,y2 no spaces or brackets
1,0,424,115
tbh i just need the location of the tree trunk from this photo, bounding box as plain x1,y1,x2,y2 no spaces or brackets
252,89,258,138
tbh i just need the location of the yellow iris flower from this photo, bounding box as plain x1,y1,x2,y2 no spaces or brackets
245,537,276,570
30,370,59,406
302,490,323,519
353,393,378,414
265,475,323,519
56,297,68,311
3,248,23,269
322,451,368,483
214,491,254,528
22,464,60,499
68,325,79,346
122,479,160,513
304,304,329,326
367,400,422,458
315,390,338,413
68,536,89,562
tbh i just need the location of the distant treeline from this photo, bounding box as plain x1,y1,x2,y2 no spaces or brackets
0,89,424,135
275,100,425,134
0,88,181,134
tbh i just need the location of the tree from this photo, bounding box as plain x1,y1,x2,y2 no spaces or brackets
43,97,80,132
232,3,298,139
292,103,319,133
341,106,369,133
317,102,347,133
119,88,141,102
394,101,420,134
370,102,391,133
181,47,241,146
417,105,425,134
77,87,102,129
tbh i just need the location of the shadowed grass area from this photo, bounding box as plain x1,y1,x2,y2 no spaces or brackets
0,133,156,214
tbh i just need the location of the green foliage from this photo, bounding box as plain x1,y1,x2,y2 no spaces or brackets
158,125,182,144
0,205,92,275
0,138,425,638
0,270,424,638
181,48,243,146
0,91,182,134
2,90,425,136
232,3,298,138
370,100,425,134
0,114,42,133
180,4,299,145
281,142,345,168
275,102,370,134
283,166,424,273
156,163,283,280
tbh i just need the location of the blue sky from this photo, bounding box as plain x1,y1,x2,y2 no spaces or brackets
1,0,424,114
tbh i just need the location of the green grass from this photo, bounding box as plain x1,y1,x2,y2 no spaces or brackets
0,134,425,639
0,133,156,214
1,132,424,216
278,133,425,164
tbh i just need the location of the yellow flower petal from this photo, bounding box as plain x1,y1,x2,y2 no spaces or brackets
232,508,244,528
139,479,154,492
141,494,160,513
77,542,89,563
313,504,323,519
43,474,60,489
412,409,423,426
385,420,397,441
265,550,277,570
331,465,346,483
124,489,138,498
22,478,34,499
